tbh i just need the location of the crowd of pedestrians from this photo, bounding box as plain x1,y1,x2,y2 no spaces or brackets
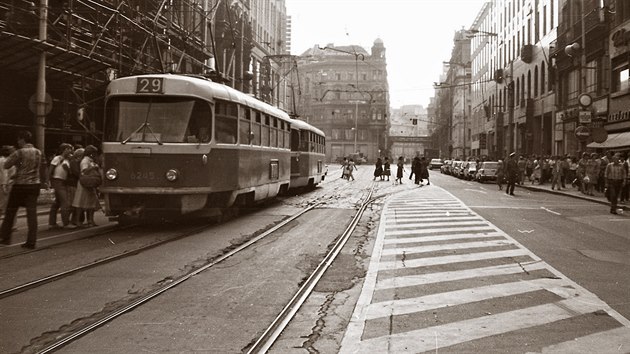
489,151,628,213
339,152,431,186
0,131,103,249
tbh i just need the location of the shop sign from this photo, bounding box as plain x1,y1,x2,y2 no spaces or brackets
612,28,630,48
579,111,592,124
556,110,566,121
611,23,630,57
608,110,630,123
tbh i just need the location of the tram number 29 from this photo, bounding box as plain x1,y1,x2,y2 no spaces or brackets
130,171,156,180
136,77,164,94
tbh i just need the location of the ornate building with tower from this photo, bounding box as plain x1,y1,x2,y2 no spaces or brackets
293,39,390,163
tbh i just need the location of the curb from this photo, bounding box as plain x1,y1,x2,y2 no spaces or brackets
516,184,629,211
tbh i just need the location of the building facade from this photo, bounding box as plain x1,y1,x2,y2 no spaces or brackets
389,105,432,161
293,40,390,163
437,0,630,160
0,0,291,157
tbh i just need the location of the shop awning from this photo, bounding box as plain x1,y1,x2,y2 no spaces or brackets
587,131,630,149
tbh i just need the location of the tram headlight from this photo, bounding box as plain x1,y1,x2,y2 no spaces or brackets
165,169,179,182
105,168,118,181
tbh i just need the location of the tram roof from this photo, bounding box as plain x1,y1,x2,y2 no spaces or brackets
289,118,325,137
106,74,291,122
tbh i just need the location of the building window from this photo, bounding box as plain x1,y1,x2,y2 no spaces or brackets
612,65,630,93
567,69,579,102
541,61,546,94
534,66,539,97
585,59,598,94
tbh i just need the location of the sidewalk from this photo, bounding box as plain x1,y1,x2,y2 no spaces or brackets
515,180,629,212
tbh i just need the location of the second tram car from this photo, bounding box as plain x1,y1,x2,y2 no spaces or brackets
101,74,309,221
288,118,326,189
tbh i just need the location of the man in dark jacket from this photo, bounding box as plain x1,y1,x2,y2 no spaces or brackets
0,131,44,249
505,152,519,196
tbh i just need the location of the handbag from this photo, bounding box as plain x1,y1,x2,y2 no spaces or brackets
79,167,102,188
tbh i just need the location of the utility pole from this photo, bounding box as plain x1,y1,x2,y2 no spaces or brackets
35,0,49,154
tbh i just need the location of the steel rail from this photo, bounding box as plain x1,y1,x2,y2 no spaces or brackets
36,201,324,354
0,223,205,299
246,187,376,354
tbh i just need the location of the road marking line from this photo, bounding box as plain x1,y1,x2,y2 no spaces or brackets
376,260,544,289
366,277,568,320
384,232,505,244
386,225,495,237
541,206,561,215
379,248,533,272
380,239,515,256
347,298,606,354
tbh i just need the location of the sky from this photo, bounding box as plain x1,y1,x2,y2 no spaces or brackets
285,0,487,109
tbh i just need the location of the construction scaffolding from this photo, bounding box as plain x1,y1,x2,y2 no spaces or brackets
0,0,214,153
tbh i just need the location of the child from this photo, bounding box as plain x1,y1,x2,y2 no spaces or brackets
396,156,404,184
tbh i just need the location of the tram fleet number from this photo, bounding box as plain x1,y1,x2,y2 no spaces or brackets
130,171,156,180
136,77,164,94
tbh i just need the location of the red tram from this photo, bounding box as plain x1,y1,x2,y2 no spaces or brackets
100,74,321,221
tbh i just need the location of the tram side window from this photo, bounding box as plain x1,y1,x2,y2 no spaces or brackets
215,100,237,144
299,131,309,152
277,121,284,148
239,106,252,145
270,117,278,147
185,101,212,143
252,111,261,145
261,114,270,146
283,122,290,149
290,129,300,151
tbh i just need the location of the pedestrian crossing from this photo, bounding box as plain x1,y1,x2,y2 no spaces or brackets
340,186,630,353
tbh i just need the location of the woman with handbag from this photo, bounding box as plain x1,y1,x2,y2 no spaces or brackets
72,145,101,227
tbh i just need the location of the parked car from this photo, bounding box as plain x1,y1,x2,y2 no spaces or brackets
441,160,452,174
451,161,463,177
475,161,500,182
463,161,477,180
429,158,443,170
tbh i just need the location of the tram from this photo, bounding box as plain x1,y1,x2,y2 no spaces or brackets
101,74,302,221
288,118,326,189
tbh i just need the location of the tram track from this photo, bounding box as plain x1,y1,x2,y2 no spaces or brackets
246,183,377,353
29,199,327,353
2,178,379,353
0,223,209,299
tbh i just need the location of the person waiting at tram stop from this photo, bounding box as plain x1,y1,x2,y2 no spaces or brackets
72,145,102,227
0,130,45,249
48,143,75,230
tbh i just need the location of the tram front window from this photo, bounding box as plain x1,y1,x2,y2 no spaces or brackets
105,97,212,143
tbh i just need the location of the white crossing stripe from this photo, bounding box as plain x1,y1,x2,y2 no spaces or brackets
386,220,489,230
383,232,504,245
340,186,630,353
365,277,570,320
376,260,545,290
380,239,515,256
385,215,480,224
378,248,531,271
537,326,630,353
346,298,606,354
387,225,495,237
